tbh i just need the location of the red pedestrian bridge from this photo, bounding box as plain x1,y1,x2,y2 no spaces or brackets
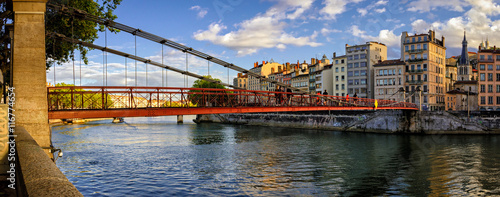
47,86,419,119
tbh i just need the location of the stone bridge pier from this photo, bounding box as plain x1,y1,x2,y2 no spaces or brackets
12,0,51,157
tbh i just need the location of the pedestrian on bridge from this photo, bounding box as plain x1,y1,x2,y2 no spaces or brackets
286,87,292,105
323,90,328,105
374,99,378,110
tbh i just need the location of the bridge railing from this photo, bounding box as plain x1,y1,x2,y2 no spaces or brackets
47,86,418,111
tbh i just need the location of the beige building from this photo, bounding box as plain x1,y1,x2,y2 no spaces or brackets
309,55,330,94
373,59,405,101
477,40,500,111
332,54,347,96
291,60,310,92
248,60,283,91
346,42,387,98
235,73,248,89
401,30,446,111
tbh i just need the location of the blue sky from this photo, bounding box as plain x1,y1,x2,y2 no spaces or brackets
48,0,500,87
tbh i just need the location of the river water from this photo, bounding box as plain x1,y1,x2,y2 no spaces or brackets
52,116,500,196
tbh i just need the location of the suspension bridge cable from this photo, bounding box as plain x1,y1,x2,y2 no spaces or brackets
72,16,75,86
161,44,164,87
134,34,137,87
185,52,188,88
125,56,127,86
48,32,242,89
46,3,303,92
105,27,108,86
146,62,148,86
79,54,82,86
53,39,56,85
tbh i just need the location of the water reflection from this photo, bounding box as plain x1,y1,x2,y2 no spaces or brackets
52,117,500,196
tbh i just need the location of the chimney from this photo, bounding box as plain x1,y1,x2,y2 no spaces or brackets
333,52,336,58
311,58,316,65
271,68,275,73
318,60,322,64
262,61,265,65
238,73,242,77
442,36,445,47
254,62,257,68
286,62,290,70
278,66,282,72
297,60,299,65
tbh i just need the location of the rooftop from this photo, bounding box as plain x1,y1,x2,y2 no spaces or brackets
373,59,405,67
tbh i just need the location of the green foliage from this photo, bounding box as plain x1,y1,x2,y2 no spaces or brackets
46,0,122,69
188,76,235,107
50,83,113,109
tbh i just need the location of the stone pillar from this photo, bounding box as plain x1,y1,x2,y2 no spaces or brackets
177,115,183,124
11,0,51,156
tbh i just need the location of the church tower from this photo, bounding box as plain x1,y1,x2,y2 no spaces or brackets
457,31,472,81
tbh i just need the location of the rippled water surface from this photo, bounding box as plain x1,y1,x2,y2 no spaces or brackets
52,116,500,196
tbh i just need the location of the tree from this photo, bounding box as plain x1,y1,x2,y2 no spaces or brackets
0,0,122,81
48,82,113,109
188,76,233,107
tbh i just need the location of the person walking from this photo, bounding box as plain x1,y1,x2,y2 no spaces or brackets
374,99,378,110
323,90,328,105
346,94,349,104
353,93,357,104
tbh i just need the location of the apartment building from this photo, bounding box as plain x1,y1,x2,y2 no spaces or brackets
235,73,248,89
373,59,405,101
248,60,283,91
332,54,347,96
401,30,446,111
477,40,500,111
346,42,387,98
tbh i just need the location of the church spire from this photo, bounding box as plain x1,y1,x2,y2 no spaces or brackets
459,31,469,65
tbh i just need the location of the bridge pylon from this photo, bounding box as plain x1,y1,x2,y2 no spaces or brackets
12,0,51,157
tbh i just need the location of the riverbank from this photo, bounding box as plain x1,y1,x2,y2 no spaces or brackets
195,110,500,134
49,118,113,126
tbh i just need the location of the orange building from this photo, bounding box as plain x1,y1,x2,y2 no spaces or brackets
477,41,500,111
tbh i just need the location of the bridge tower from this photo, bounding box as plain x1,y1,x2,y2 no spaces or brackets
11,0,51,156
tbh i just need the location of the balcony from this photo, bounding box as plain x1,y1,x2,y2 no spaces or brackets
406,49,426,54
406,58,427,63
406,80,424,85
478,59,494,63
407,69,424,73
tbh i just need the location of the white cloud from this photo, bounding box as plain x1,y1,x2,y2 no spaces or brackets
410,0,500,50
320,0,364,20
357,8,368,16
320,28,342,36
350,25,400,47
190,5,208,18
193,1,321,56
407,0,468,12
374,8,386,13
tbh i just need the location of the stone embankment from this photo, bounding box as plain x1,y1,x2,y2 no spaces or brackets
195,110,500,134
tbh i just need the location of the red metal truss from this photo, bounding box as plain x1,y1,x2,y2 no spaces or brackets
47,86,419,119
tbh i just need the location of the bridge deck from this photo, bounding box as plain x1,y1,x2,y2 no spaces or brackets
48,86,418,119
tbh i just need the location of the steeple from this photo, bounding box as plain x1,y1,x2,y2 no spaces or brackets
459,31,469,65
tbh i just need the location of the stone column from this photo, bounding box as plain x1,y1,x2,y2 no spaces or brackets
11,0,50,156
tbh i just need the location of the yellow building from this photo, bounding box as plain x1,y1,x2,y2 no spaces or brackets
248,60,283,91
401,30,446,111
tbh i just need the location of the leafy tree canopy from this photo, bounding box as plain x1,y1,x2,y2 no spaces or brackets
191,75,226,89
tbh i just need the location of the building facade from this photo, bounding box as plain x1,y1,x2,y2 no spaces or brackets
373,59,405,101
248,60,283,91
401,30,446,111
477,42,500,111
332,54,347,96
346,42,387,98
235,73,248,89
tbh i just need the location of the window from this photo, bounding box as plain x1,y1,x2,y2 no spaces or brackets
497,65,500,70
348,56,353,60
412,37,415,42
347,63,353,68
348,71,353,77
481,96,486,104
480,73,485,81
336,76,339,81
335,60,339,64
384,79,388,85
388,69,393,75
489,85,493,93
423,85,428,92
354,55,359,60
405,55,409,61
423,74,427,81
335,67,339,72
488,65,493,70
360,54,366,59
336,84,339,90
424,36,427,41
354,79,359,85
481,85,486,93
342,84,345,90
384,70,388,75
497,55,500,61
480,55,485,60
488,96,493,105
423,43,427,50
488,73,493,81
379,70,383,76
341,75,345,81
341,67,345,72
354,63,359,68
360,70,366,76
423,54,428,59
348,80,353,85
360,62,366,67
405,46,409,51
488,55,493,60
480,64,485,70
354,71,359,76
498,97,500,104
